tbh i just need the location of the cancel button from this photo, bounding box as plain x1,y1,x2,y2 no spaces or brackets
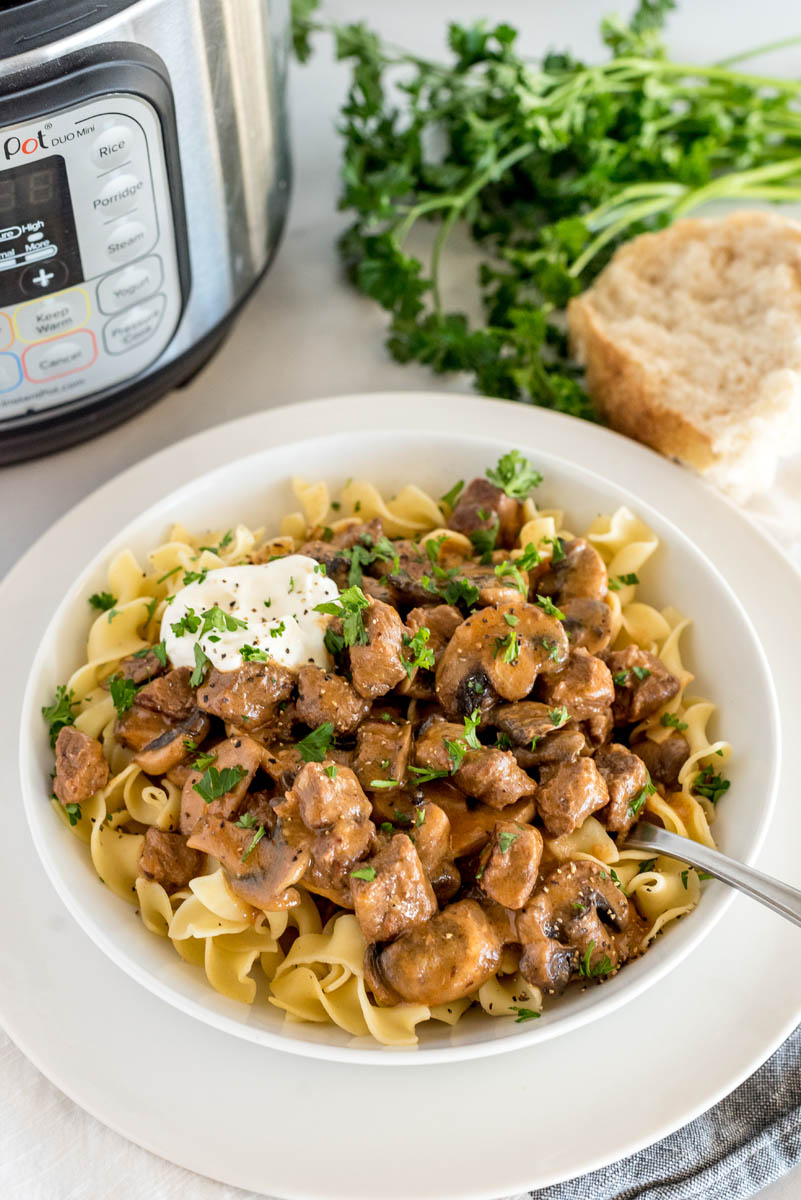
103,293,166,355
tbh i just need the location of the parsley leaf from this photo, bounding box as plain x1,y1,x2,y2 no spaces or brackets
407,764,450,784
494,630,519,663
171,608,201,637
632,665,651,680
578,939,613,979
511,1006,541,1023
494,559,528,596
351,866,377,881
660,711,688,731
693,765,730,804
402,625,435,677
314,585,370,646
498,830,520,853
236,812,258,828
463,708,481,750
108,674,138,717
241,825,266,863
536,594,565,620
548,706,569,728
469,518,499,564
153,641,168,667
199,605,247,637
441,480,464,509
88,591,117,612
608,572,640,591
628,771,657,818
193,764,247,804
190,642,209,687
486,450,543,499
42,685,76,748
297,722,335,763
64,802,82,826
241,644,271,662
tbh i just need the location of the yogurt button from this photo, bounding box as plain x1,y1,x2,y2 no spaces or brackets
91,124,135,169
105,220,150,265
97,255,163,314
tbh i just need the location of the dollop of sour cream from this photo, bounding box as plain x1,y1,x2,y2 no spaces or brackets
161,555,340,673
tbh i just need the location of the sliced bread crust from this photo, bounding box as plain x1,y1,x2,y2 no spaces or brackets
567,210,801,498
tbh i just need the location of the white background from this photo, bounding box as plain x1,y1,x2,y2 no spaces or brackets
2,1,801,1196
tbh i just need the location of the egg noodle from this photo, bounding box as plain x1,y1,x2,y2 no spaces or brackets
50,478,730,1045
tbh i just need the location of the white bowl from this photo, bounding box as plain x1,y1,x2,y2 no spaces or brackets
19,410,780,1065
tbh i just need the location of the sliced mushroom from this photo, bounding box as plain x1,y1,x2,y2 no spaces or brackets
517,859,646,994
135,709,210,776
423,780,536,857
364,899,503,1006
179,734,262,835
533,538,608,602
448,477,524,548
187,814,309,910
435,601,568,718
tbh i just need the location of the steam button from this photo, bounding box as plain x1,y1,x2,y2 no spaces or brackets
91,125,135,170
105,220,150,265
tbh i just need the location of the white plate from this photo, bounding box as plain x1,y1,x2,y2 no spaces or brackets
17,405,780,1064
2,393,801,1198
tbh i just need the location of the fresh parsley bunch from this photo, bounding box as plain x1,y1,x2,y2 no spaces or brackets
294,0,801,418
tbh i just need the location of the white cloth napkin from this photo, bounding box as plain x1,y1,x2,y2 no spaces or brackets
2,459,800,1200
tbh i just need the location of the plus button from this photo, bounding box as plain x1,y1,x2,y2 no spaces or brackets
31,267,55,289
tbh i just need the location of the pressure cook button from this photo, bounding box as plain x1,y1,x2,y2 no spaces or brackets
23,330,97,382
91,124,136,170
97,255,163,314
14,289,89,343
93,173,145,219
105,220,150,265
103,293,166,355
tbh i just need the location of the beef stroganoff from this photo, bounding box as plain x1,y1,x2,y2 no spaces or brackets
44,453,730,1045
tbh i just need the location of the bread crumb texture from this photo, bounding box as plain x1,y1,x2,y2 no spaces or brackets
567,210,801,499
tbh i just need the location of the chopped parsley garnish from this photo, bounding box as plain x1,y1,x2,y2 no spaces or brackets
324,764,338,778
199,529,233,555
486,450,542,499
609,868,627,894
440,480,464,509
661,711,688,731
496,732,512,750
535,594,565,620
269,621,286,639
380,821,394,833
88,591,117,611
469,518,499,564
638,858,657,873
494,630,519,664
108,674,138,717
153,641,168,667
463,708,481,750
42,685,77,747
632,665,651,680
402,626,435,677
548,706,569,728
498,830,520,853
183,739,198,751
297,722,335,763
516,543,542,571
241,644,271,662
693,765,730,804
199,605,247,637
193,764,247,804
542,536,565,563
64,802,82,826
539,636,560,661
236,812,258,828
494,560,528,596
698,872,714,881
681,869,689,889
171,608,201,637
190,642,209,687
408,764,450,784
415,807,426,827
613,671,630,686
578,940,613,979
192,752,217,771
351,866,377,881
324,628,346,656
314,585,370,646
608,572,640,591
628,771,657,818
503,612,520,627
241,825,266,863
444,738,468,772
440,576,480,608
106,609,119,623
343,533,400,586
157,567,181,584
511,1006,541,1023
182,569,208,586
370,778,400,788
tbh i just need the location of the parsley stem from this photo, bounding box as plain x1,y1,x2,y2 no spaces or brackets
715,33,801,69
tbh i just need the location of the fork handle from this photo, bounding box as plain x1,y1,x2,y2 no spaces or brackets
625,822,801,930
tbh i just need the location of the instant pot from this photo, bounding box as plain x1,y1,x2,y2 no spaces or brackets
0,0,290,462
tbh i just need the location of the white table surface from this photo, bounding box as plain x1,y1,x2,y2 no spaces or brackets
2,1,801,1197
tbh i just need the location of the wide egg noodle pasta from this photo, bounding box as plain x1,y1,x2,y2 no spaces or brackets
477,972,543,1019
269,914,430,1045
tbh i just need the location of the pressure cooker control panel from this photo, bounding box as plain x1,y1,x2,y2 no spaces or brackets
0,93,182,419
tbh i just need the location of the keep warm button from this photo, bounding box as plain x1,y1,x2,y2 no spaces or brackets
103,293,166,355
23,330,97,382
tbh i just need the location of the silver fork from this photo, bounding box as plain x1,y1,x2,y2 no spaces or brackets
625,821,801,929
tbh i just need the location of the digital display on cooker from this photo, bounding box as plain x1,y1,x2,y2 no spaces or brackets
0,154,83,306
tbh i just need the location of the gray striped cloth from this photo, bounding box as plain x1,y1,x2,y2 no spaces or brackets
520,1026,801,1199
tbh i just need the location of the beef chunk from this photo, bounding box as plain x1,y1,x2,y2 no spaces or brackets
412,800,460,903
179,734,262,835
604,646,680,723
425,781,536,858
492,700,564,747
113,648,165,685
405,604,462,663
512,729,586,768
478,820,543,910
351,833,437,942
536,757,609,837
296,664,371,734
630,732,690,792
594,743,649,834
53,727,109,807
448,478,524,548
273,762,375,906
196,660,295,731
349,597,407,699
352,719,412,791
415,718,536,809
537,647,614,721
136,667,196,721
299,519,384,585
138,827,204,891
